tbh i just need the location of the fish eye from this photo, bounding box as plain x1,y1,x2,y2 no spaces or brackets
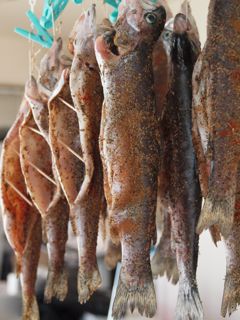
163,31,171,40
144,12,157,25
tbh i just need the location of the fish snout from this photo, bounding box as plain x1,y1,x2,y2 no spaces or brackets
174,13,190,34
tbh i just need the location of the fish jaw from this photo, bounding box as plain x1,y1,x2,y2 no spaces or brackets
25,76,41,101
38,37,70,99
69,4,96,56
96,2,166,63
114,2,166,53
171,14,200,70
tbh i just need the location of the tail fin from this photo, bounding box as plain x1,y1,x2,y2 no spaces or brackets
151,247,179,284
78,267,102,304
196,193,235,238
175,282,203,320
209,225,221,246
44,269,68,303
22,295,39,320
221,272,240,317
112,268,157,319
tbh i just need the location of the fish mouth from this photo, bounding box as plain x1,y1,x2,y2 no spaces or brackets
103,30,120,56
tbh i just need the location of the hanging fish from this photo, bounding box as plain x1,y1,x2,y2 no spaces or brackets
49,69,94,298
95,1,166,318
69,4,104,303
20,77,69,303
162,13,203,319
151,16,178,283
193,0,240,238
0,91,41,320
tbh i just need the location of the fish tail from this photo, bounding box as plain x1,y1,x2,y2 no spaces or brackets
78,265,102,304
175,281,203,320
209,225,221,246
196,193,235,238
112,268,157,320
221,271,240,317
151,245,179,284
44,269,68,303
104,240,121,270
22,295,39,320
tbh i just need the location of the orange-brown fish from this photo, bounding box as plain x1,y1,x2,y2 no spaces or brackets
48,69,90,299
95,1,166,318
162,14,203,319
193,0,240,238
0,93,41,320
20,78,69,303
69,5,104,302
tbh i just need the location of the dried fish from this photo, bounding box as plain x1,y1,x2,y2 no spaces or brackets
21,77,69,303
69,5,104,303
95,1,166,318
193,0,240,238
0,95,41,320
162,14,203,319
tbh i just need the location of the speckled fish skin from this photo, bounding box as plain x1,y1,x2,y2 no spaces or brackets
221,168,240,317
49,70,89,298
49,69,84,219
152,11,173,117
69,5,104,303
95,2,166,318
20,77,69,303
0,94,41,320
163,14,203,320
192,0,240,238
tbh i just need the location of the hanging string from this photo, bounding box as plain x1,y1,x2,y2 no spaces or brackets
56,18,63,38
28,0,36,78
51,1,56,40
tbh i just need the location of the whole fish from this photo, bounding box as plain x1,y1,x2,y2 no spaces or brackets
48,69,88,298
151,18,178,283
193,0,240,238
69,5,104,302
0,92,41,320
163,14,203,319
20,77,69,303
95,1,166,318
24,40,71,303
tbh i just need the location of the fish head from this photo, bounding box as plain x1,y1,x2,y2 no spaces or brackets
95,0,166,63
171,13,200,68
115,0,166,52
25,76,41,101
160,18,173,55
69,4,96,59
38,37,65,98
